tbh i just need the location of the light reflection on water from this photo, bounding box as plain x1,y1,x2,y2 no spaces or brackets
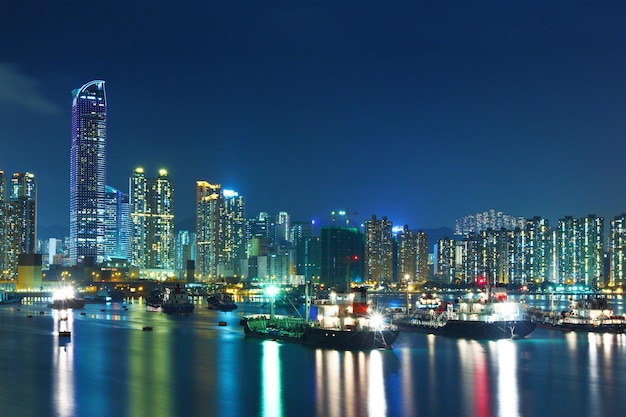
263,341,283,417
53,309,75,417
2,301,626,417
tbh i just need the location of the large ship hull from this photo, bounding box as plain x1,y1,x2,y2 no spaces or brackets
162,304,195,314
300,326,399,350
242,318,399,350
399,319,536,340
537,321,625,334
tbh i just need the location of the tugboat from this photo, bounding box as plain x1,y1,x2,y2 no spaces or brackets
207,293,238,311
399,282,536,340
145,289,164,311
535,294,626,333
160,284,195,314
242,285,399,350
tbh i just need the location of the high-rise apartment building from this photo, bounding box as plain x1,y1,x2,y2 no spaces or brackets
70,80,107,265
434,237,456,284
364,215,393,284
396,225,416,283
9,172,37,254
275,211,291,245
0,172,37,280
395,226,431,283
129,168,175,270
455,209,525,236
174,230,195,275
221,189,245,277
580,215,604,287
557,216,580,284
320,226,363,289
416,230,429,281
609,214,626,287
104,185,130,260
195,181,245,280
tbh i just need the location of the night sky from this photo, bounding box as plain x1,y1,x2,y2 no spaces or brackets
1,1,625,233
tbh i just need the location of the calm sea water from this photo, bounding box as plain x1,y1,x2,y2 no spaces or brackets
1,295,625,417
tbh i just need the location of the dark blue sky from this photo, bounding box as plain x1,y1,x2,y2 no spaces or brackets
1,1,625,231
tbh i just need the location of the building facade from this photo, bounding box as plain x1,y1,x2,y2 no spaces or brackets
129,168,175,270
0,172,37,280
104,185,130,260
70,80,107,265
195,181,245,280
364,215,393,284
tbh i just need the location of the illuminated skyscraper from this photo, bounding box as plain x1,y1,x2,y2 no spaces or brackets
364,215,393,284
195,181,245,280
104,185,130,260
129,168,175,270
0,172,37,280
395,226,429,283
9,172,37,254
196,181,220,279
579,215,603,287
609,214,626,287
70,80,106,265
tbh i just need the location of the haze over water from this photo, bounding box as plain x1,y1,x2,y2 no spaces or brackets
1,296,624,417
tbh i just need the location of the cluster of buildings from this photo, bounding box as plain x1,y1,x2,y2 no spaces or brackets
1,80,432,289
437,210,625,289
2,81,626,291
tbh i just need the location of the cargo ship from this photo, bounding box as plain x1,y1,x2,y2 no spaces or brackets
242,286,399,350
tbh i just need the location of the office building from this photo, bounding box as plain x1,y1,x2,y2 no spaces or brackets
70,80,107,265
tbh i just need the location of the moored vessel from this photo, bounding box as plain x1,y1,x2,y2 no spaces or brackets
534,294,626,333
207,293,238,311
48,287,86,310
398,287,536,340
242,286,399,350
160,284,195,314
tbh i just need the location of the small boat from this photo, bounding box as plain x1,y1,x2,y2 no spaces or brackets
535,294,626,333
218,321,228,326
243,285,399,350
398,286,536,340
145,290,164,311
48,287,86,310
207,293,238,311
160,284,195,314
142,326,153,331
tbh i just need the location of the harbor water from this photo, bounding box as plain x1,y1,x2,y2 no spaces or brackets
1,295,625,417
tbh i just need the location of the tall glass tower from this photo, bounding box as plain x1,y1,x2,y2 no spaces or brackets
70,80,107,265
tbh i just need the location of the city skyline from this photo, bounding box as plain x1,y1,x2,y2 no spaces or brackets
1,1,625,231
